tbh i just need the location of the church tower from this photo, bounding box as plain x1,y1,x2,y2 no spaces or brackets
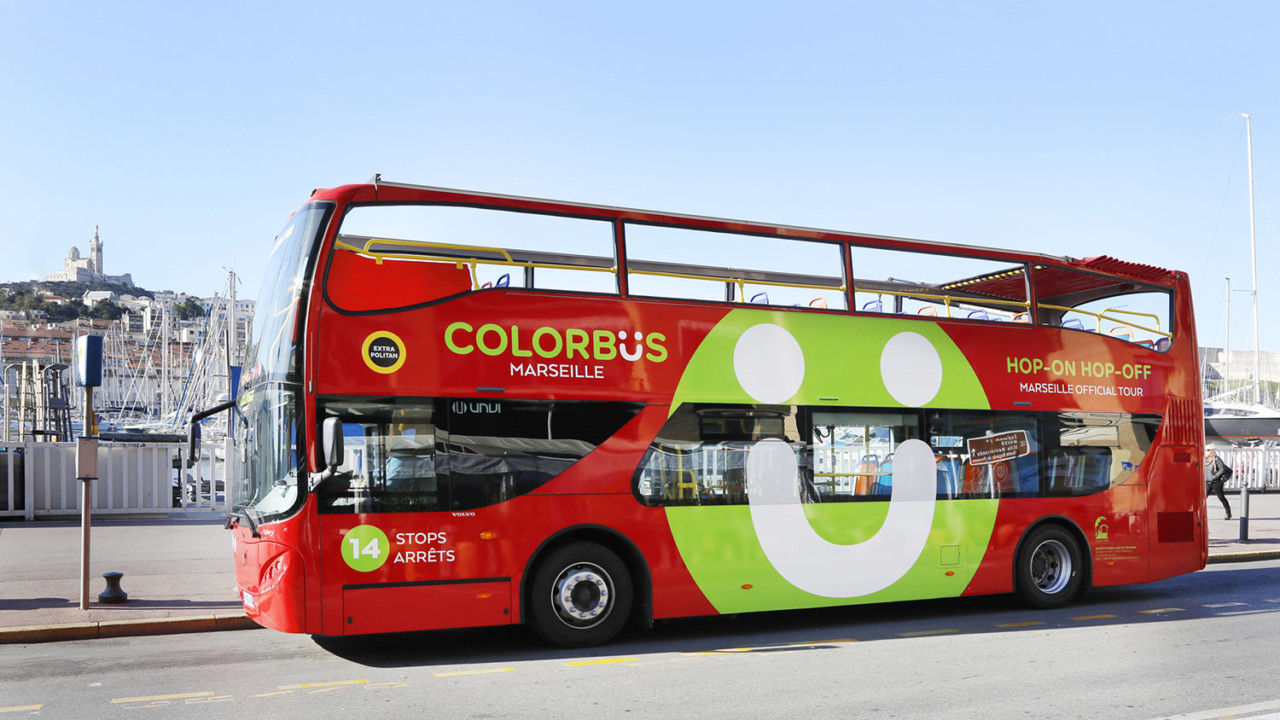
90,225,103,274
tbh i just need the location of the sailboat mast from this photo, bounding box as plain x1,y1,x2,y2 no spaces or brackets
1244,113,1261,405
1225,277,1231,395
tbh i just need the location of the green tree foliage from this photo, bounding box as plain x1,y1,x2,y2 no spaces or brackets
0,281,150,321
172,297,206,321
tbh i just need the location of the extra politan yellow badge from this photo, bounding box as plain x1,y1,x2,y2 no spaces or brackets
362,331,406,374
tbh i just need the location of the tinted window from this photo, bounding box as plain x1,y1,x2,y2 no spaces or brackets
319,397,643,513
635,404,1160,505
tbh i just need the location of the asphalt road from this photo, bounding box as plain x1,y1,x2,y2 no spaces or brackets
3,560,1280,719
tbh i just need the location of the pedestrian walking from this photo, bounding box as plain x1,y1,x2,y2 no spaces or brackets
1205,448,1233,520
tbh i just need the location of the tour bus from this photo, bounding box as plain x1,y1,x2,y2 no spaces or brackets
220,177,1206,647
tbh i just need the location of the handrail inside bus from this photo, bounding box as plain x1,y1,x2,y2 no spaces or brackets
335,233,845,298
1038,303,1171,339
851,285,1031,318
331,233,1172,345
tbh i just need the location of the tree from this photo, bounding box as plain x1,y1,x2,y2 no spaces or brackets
173,298,206,321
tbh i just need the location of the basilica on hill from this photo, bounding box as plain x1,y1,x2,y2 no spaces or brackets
44,226,134,287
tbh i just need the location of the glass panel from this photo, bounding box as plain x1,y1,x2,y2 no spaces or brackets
634,405,806,505
810,410,920,500
624,224,846,309
849,246,1029,322
233,384,302,522
1032,265,1172,349
1041,411,1159,495
335,205,617,297
319,397,642,513
319,399,442,513
926,410,1039,498
244,203,331,385
635,404,1158,505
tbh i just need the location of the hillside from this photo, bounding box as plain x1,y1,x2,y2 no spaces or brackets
0,280,164,322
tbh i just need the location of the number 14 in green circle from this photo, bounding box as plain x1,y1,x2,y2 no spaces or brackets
341,525,390,572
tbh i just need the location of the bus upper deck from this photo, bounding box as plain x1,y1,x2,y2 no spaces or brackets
320,177,1180,350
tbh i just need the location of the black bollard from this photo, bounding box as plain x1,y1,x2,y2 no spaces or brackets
99,571,128,604
1239,485,1250,541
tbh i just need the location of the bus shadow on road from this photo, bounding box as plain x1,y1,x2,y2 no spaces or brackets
313,563,1280,668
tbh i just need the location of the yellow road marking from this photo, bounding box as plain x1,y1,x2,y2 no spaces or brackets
277,680,367,690
434,668,515,677
709,639,857,653
1070,614,1117,620
1138,608,1185,614
897,629,959,637
0,706,43,714
112,692,213,704
251,691,294,697
564,657,639,667
997,621,1045,627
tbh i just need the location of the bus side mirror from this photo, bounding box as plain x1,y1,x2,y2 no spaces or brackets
322,417,344,470
186,422,200,468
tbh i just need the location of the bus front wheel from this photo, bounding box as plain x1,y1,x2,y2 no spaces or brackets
1016,524,1086,609
528,542,633,647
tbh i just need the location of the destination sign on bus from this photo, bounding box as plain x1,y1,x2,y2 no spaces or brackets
965,430,1031,465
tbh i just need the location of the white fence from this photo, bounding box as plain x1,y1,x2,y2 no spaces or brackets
1217,446,1280,492
0,439,231,521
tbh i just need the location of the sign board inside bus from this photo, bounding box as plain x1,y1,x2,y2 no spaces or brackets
965,430,1030,465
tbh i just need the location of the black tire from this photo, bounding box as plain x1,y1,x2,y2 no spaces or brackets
1016,524,1086,609
528,542,633,648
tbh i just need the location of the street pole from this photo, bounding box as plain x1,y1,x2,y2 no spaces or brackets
75,335,103,611
78,388,95,610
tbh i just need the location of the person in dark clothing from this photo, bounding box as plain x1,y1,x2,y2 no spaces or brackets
1205,448,1233,520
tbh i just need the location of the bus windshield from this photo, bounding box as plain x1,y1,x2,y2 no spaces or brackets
242,202,331,385
232,202,330,523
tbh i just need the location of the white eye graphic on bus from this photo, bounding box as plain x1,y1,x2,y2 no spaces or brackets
734,325,942,598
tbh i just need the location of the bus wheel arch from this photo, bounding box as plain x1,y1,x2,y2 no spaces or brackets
522,526,650,647
1014,517,1091,609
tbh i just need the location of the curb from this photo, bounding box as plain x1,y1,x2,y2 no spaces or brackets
0,614,260,645
1206,550,1280,565
3,551,1278,645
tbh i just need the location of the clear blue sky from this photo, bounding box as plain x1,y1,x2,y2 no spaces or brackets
2,1,1278,356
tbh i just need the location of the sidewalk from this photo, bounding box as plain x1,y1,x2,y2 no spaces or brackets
2,494,1279,645
0,513,253,644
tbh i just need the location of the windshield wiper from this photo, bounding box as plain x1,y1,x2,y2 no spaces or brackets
226,504,261,538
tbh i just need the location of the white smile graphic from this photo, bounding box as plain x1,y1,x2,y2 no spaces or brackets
618,331,644,361
733,323,944,598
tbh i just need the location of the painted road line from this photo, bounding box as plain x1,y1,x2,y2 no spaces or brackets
897,629,959,637
1138,608,1185,615
277,680,367,690
564,658,639,667
997,621,1045,628
712,639,856,653
1202,602,1248,608
1150,698,1280,719
0,707,42,714
435,668,516,678
1070,614,1117,621
111,692,214,704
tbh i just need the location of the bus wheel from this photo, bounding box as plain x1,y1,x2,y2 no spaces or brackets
529,543,633,647
1016,525,1085,609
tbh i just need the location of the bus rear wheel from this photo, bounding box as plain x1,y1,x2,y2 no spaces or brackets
528,543,633,647
1016,524,1086,609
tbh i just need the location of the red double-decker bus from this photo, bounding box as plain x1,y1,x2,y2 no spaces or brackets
223,178,1206,646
